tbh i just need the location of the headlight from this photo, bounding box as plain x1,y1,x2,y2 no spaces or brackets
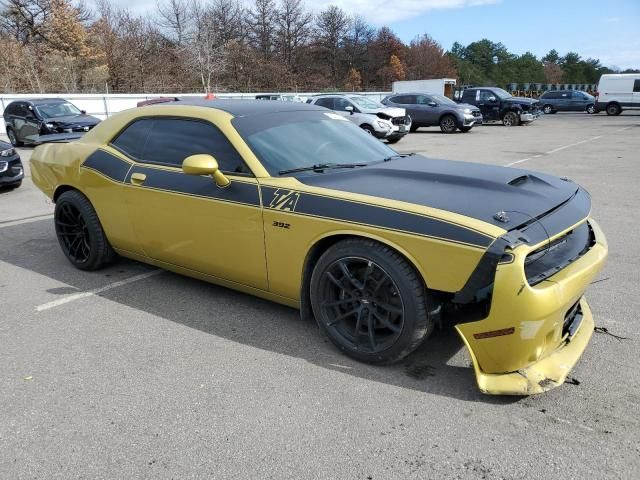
0,147,16,157
45,123,55,129
376,120,390,129
463,108,472,114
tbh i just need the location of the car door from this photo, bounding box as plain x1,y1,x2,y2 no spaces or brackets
478,90,499,120
557,92,571,111
632,79,640,105
416,94,440,125
119,116,268,290
22,103,42,140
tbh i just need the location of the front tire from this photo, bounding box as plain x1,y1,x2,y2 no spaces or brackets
586,104,595,114
7,128,22,147
542,104,553,114
55,190,116,271
606,103,621,116
361,124,375,135
459,126,472,132
439,115,457,133
502,111,520,126
310,239,433,365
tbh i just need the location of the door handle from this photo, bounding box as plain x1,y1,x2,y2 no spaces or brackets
130,173,147,185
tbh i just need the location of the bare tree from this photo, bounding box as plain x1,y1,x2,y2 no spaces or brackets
315,5,350,84
156,0,189,44
275,0,312,68
247,0,276,60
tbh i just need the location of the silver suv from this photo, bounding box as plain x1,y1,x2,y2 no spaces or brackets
307,94,411,143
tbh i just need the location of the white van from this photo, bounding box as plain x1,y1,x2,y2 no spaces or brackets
595,73,640,115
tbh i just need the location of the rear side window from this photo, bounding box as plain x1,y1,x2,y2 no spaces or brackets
112,118,248,174
391,95,414,104
112,118,153,159
634,79,640,93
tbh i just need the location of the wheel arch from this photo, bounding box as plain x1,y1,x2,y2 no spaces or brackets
299,231,428,321
53,184,80,203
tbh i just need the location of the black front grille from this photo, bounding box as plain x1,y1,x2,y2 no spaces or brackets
392,116,410,125
524,221,594,286
472,110,482,117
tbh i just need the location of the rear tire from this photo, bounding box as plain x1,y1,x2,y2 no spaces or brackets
7,128,22,147
54,190,117,271
310,238,433,365
606,103,621,116
439,115,457,133
502,111,520,126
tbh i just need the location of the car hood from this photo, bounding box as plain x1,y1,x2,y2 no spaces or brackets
297,155,581,230
359,106,406,117
44,114,100,126
456,103,480,111
504,97,539,106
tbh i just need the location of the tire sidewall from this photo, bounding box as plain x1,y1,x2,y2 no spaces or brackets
310,240,430,364
503,111,518,126
439,115,456,133
55,191,110,270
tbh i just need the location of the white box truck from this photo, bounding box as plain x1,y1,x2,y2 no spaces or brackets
595,73,640,115
392,79,456,97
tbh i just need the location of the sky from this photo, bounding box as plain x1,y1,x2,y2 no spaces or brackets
103,0,640,69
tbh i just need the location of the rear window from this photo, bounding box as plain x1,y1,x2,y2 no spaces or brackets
634,79,640,93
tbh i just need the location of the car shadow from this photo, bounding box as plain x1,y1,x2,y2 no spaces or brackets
0,219,520,405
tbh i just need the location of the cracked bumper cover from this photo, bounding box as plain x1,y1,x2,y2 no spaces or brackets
455,218,607,395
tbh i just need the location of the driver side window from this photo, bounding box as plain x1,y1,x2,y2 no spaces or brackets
334,98,354,112
479,90,495,102
415,95,431,105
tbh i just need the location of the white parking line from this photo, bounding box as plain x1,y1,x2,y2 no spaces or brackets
36,269,163,312
0,214,54,229
505,124,636,167
505,136,603,167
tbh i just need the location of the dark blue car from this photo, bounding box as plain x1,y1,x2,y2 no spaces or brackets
538,90,596,114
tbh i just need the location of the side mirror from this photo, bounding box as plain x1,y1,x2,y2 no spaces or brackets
182,154,230,188
81,110,87,114
488,96,497,102
345,105,354,115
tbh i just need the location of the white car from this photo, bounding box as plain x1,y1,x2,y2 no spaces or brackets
307,94,411,143
595,73,640,115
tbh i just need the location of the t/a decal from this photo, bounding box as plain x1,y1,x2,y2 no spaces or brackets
269,189,300,212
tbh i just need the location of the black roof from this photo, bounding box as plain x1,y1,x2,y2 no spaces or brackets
169,98,324,117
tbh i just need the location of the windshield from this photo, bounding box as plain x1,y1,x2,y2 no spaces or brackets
491,88,512,99
35,102,82,119
233,111,396,176
349,96,384,109
430,94,457,105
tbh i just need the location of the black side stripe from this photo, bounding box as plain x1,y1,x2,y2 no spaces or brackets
262,187,494,248
126,165,261,207
81,149,131,183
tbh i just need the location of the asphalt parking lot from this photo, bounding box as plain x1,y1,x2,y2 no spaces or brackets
1,112,639,479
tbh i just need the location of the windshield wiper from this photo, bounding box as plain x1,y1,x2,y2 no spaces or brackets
383,153,415,162
279,163,368,175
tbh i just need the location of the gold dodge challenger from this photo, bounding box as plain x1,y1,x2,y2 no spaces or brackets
30,99,608,395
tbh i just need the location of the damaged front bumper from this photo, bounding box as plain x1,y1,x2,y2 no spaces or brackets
455,218,607,395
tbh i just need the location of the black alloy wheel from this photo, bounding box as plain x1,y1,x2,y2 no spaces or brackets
56,202,92,264
55,190,116,270
439,115,457,133
317,257,405,354
310,239,433,364
543,104,553,114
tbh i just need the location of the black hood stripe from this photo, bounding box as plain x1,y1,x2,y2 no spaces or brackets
262,187,493,248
